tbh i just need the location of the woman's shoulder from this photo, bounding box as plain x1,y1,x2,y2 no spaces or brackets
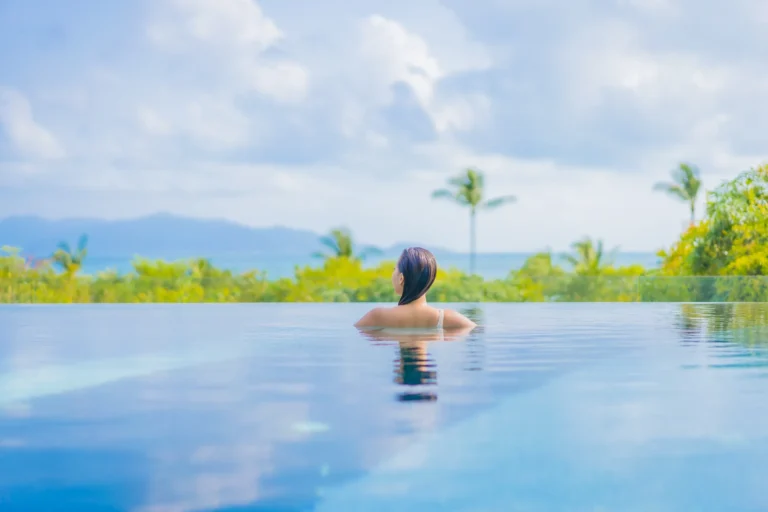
355,305,476,329
441,308,477,329
353,306,396,328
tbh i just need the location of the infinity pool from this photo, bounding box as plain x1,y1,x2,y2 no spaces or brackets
1,303,767,511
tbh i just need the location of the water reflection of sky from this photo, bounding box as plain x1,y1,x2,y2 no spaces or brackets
0,303,767,511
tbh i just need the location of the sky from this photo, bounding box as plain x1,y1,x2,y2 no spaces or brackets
0,0,766,252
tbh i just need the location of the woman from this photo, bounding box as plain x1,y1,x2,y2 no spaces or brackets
354,247,477,329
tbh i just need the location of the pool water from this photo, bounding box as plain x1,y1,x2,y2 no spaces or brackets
1,303,767,511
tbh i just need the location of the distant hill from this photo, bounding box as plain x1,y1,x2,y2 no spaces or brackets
0,213,447,259
0,213,326,258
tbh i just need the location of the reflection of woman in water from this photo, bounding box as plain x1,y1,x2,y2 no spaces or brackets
354,247,476,329
361,328,474,402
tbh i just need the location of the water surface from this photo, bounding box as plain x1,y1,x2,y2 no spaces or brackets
1,303,767,511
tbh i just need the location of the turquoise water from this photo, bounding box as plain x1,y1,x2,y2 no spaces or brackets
1,303,767,511
79,251,660,279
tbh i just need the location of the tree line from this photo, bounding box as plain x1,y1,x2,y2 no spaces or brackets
0,162,766,303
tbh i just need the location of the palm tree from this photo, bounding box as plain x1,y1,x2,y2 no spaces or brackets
563,237,614,275
653,162,702,226
313,227,382,261
432,168,516,275
558,237,620,301
52,234,88,277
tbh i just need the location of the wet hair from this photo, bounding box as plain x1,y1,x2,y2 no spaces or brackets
397,247,437,305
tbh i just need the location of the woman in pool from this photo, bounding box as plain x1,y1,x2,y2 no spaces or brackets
354,247,477,330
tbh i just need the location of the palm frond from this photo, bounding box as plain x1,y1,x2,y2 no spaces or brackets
675,164,702,197
674,162,700,182
448,176,468,188
52,249,69,262
653,182,689,201
433,167,515,250
655,162,703,205
319,235,340,255
562,254,579,267
331,228,354,258
52,249,72,270
432,188,456,200
468,168,484,189
482,195,516,210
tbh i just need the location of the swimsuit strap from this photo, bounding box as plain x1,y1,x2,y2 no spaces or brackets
436,309,444,329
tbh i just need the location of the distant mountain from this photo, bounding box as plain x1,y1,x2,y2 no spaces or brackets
0,214,452,259
0,213,331,258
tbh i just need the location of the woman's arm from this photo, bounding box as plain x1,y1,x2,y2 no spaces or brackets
354,307,384,328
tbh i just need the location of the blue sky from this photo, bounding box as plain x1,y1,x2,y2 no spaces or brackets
0,0,766,252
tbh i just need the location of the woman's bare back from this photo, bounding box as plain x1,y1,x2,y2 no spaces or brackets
355,305,475,330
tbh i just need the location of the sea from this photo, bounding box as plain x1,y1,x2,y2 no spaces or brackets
78,252,661,280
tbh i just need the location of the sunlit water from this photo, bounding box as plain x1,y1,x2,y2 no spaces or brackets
1,303,767,511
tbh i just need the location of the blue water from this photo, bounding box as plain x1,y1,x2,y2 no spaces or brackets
1,303,767,511
78,252,660,279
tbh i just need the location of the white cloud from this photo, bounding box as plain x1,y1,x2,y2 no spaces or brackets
355,14,492,136
1,0,767,252
563,23,728,103
182,96,252,150
621,0,681,16
137,107,172,136
359,15,443,107
147,0,282,52
0,88,65,160
246,61,309,104
144,0,309,152
431,94,491,133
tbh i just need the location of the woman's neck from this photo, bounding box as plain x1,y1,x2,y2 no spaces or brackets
407,295,428,307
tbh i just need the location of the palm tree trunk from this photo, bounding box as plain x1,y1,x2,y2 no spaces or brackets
470,208,476,275
690,202,695,226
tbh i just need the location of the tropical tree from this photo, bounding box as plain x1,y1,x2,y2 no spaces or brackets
651,164,768,302
563,237,614,275
52,234,88,277
312,227,382,262
660,164,768,278
558,237,642,301
653,162,703,226
432,168,516,275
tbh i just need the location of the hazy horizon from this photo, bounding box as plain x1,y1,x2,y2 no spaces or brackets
0,211,667,254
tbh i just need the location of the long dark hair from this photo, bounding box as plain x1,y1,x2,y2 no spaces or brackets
397,247,437,305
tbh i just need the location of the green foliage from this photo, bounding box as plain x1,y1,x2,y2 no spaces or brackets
52,234,89,276
653,162,703,224
5,241,760,304
312,227,382,261
695,164,768,275
648,163,768,302
432,168,516,212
